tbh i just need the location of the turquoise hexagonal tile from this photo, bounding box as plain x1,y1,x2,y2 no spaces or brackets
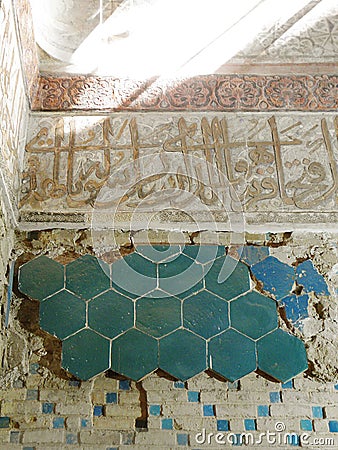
158,254,203,299
62,329,110,380
136,295,181,337
111,328,158,381
183,290,229,339
204,256,250,300
182,245,226,264
159,329,207,380
88,290,134,338
208,329,256,381
18,256,64,301
135,245,181,263
66,255,110,300
40,290,86,340
257,329,308,382
111,253,157,298
251,256,295,300
296,260,329,296
230,291,278,339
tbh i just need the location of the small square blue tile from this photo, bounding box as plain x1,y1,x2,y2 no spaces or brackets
177,433,189,446
66,433,78,445
106,448,118,450
53,417,65,429
29,363,39,374
334,384,338,390
121,431,134,445
149,405,161,416
300,419,313,431
174,381,185,389
162,418,173,430
217,420,229,431
106,392,118,404
68,380,81,387
81,418,89,428
282,380,293,389
312,406,323,418
188,391,199,402
329,421,338,432
94,405,104,417
23,448,35,450
258,405,269,417
287,434,300,446
42,403,54,414
232,434,242,446
119,380,130,390
269,392,281,403
10,431,20,443
203,405,214,416
228,381,240,390
244,419,256,431
26,389,39,400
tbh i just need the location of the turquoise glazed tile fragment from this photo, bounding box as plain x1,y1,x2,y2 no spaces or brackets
251,256,295,300
183,290,229,338
159,329,207,380
135,245,181,263
111,253,157,298
208,329,256,381
205,256,250,300
62,329,110,380
111,328,158,381
230,291,278,339
237,245,269,266
18,255,64,301
66,255,110,300
40,290,86,339
296,260,329,296
136,296,181,337
257,329,308,382
88,290,134,338
182,245,226,264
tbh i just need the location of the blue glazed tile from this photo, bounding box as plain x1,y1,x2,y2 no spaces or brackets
334,384,338,390
53,417,65,429
287,434,300,446
183,245,226,264
10,431,20,443
231,434,243,446
135,245,181,263
183,290,229,339
88,290,134,338
203,405,214,416
106,448,118,450
174,381,185,389
282,380,293,389
228,381,240,390
230,291,277,339
244,419,256,431
66,255,110,300
217,419,229,431
23,448,35,450
119,380,130,390
159,329,207,381
81,418,90,428
66,433,78,444
188,391,199,402
121,431,134,445
281,294,309,328
18,256,64,301
237,246,269,266
94,405,104,416
40,290,86,340
26,389,39,400
300,419,313,431
251,256,294,300
29,362,39,374
269,392,281,403
208,329,256,381
257,405,269,417
149,405,161,416
62,329,110,381
42,402,54,414
312,406,323,419
257,329,308,382
136,295,181,337
177,433,189,446
204,256,250,301
112,329,158,381
159,255,204,299
296,260,329,296
329,421,338,432
112,253,157,298
68,380,81,387
106,392,118,404
161,418,173,430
